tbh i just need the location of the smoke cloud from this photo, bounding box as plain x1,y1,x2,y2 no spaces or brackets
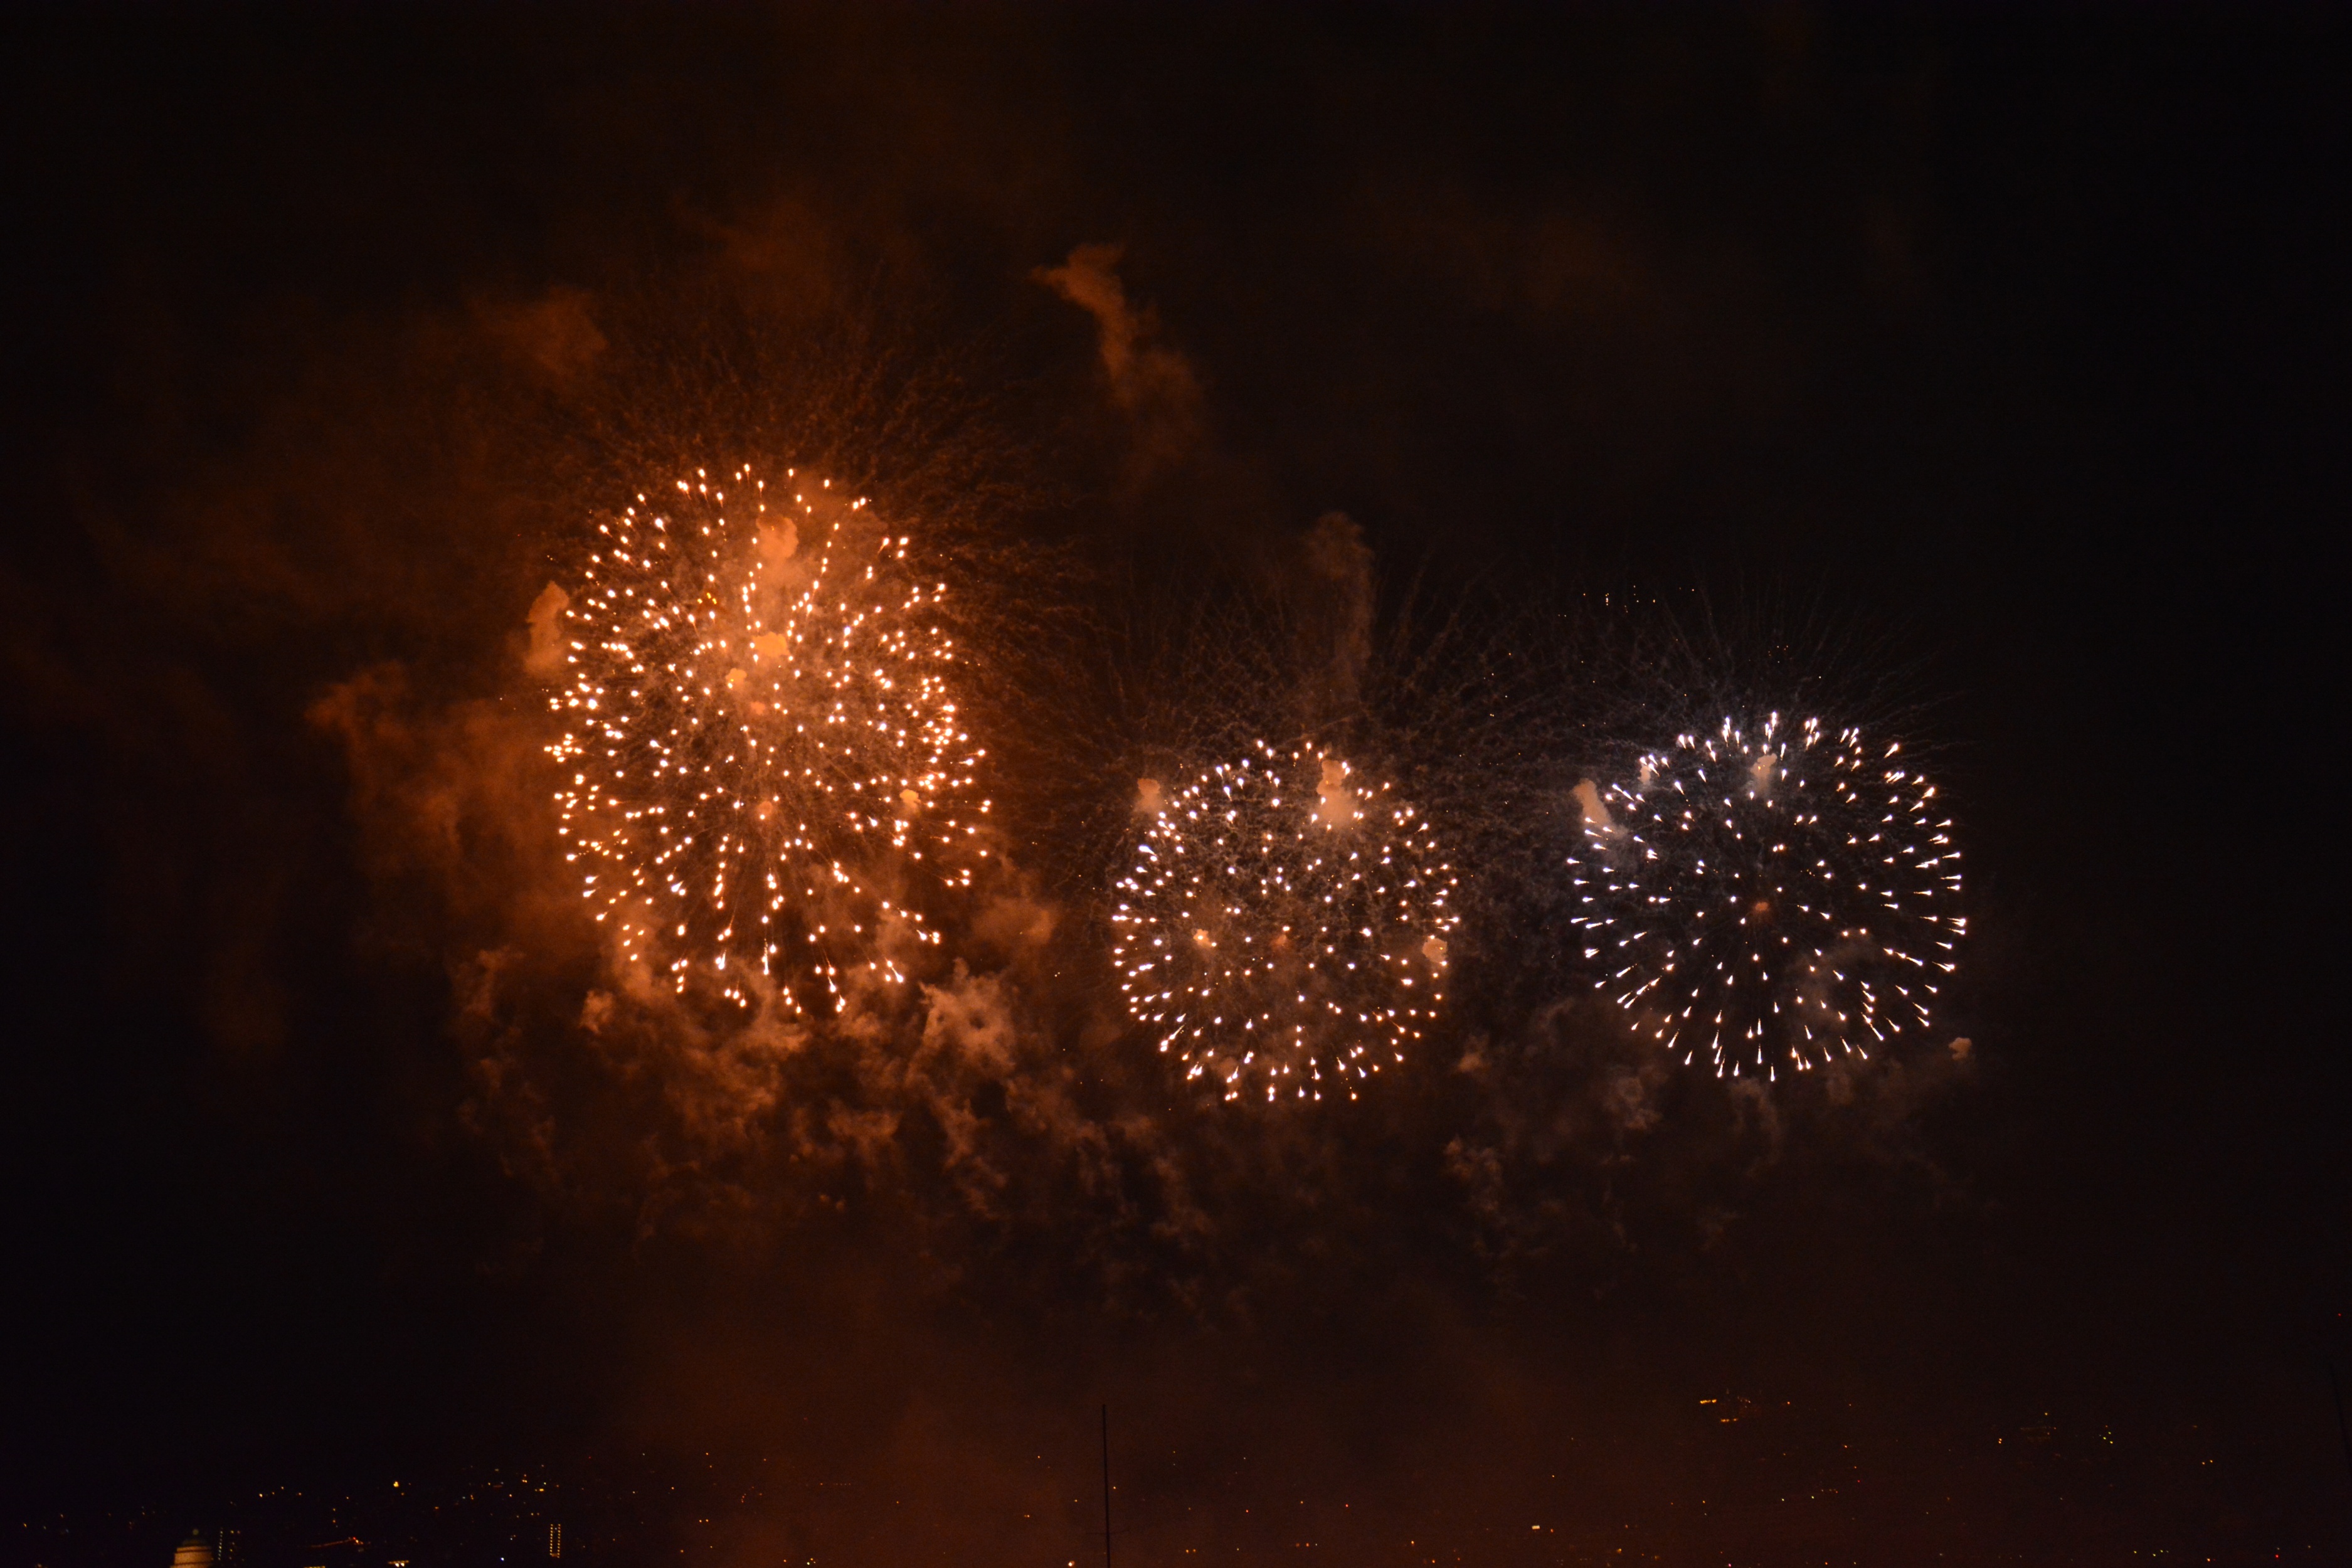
1036,241,1204,475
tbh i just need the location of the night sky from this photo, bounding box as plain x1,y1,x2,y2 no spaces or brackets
4,8,2348,1566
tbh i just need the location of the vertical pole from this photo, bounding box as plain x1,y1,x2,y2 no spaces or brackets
1101,1404,1113,1568
2331,1362,2352,1498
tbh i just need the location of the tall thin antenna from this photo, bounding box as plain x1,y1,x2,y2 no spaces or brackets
2330,1362,2352,1498
1100,1404,1113,1568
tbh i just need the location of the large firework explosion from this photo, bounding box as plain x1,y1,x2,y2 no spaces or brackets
1110,740,1460,1104
548,465,988,1014
1567,712,1963,1079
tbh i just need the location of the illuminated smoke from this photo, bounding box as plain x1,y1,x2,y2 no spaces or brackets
1110,741,1459,1104
547,465,989,1015
1567,714,1963,1079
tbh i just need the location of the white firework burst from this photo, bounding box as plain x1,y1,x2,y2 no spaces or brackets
1569,713,1963,1078
1110,741,1459,1103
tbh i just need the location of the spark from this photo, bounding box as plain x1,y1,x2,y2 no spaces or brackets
1109,741,1459,1104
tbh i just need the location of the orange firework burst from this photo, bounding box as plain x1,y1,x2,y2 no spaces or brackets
548,465,988,1012
1110,741,1459,1104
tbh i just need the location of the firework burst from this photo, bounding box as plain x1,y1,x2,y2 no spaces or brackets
548,465,988,1013
1569,713,1963,1079
1110,741,1459,1104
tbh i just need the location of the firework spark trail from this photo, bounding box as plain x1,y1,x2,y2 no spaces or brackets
548,465,989,1014
1110,741,1460,1104
1568,713,1963,1079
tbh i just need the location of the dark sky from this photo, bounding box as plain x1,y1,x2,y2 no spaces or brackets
3,8,2346,1566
